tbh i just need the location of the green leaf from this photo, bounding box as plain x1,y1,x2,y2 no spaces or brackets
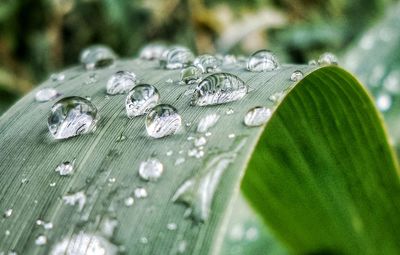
0,59,398,254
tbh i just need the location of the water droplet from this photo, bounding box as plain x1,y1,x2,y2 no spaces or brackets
177,240,187,253
173,137,247,221
175,157,185,166
140,237,148,244
167,222,177,231
222,54,237,65
290,70,304,82
106,71,137,95
139,158,164,181
228,133,235,139
205,132,212,137
21,178,29,184
245,227,259,241
308,59,317,66
139,43,167,60
225,108,234,115
48,97,99,139
244,106,272,127
161,47,194,69
124,197,134,207
101,218,118,238
376,92,392,112
269,91,285,103
50,73,65,82
80,45,116,70
116,133,127,142
4,208,12,218
166,78,174,83
180,66,202,85
166,150,173,156
318,52,338,65
194,136,207,147
188,148,204,158
247,50,279,72
191,73,247,106
230,224,244,240
187,136,195,141
55,160,75,176
193,54,220,73
50,232,118,255
197,114,220,133
37,220,53,230
50,182,56,187
126,84,160,118
35,235,47,246
134,187,148,198
146,104,182,138
5,230,10,236
63,191,86,211
35,88,60,102
108,177,116,183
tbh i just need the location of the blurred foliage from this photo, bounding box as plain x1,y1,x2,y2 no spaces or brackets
0,0,397,114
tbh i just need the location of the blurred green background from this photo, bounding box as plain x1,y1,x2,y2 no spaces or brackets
0,0,397,114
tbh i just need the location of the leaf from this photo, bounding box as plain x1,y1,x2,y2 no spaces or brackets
0,59,398,255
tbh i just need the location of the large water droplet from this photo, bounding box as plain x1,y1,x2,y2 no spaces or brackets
290,70,304,82
50,232,118,255
160,47,194,69
244,107,272,127
48,97,99,139
173,137,247,221
55,160,75,176
318,52,338,65
180,66,202,85
197,113,220,133
191,73,247,106
138,158,164,181
35,88,60,102
247,50,279,72
125,84,160,118
80,45,116,70
146,104,182,138
193,54,220,73
106,71,137,95
139,43,167,60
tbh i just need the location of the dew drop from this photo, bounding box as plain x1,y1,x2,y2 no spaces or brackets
55,160,75,176
191,73,247,106
166,150,173,156
116,133,127,142
197,113,220,133
308,59,317,66
125,84,160,118
50,182,56,187
50,73,65,82
48,97,98,139
4,208,12,218
139,158,164,181
5,230,10,236
247,50,279,72
124,197,134,207
134,187,148,198
225,108,234,115
140,237,148,244
244,106,272,127
228,133,235,139
80,45,116,70
167,222,177,231
177,240,187,253
63,191,86,211
376,92,392,112
269,91,285,103
193,54,220,73
180,66,202,85
139,43,167,60
35,235,47,246
175,157,185,166
35,88,60,102
290,70,304,82
318,52,338,65
146,104,182,138
194,136,207,147
161,47,194,69
106,71,137,95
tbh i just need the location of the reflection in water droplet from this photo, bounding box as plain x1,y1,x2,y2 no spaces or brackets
48,97,99,139
126,84,160,118
191,73,247,106
188,148,205,158
180,66,202,85
55,160,75,176
290,70,304,82
35,235,47,246
247,50,279,72
35,88,60,102
139,43,167,60
106,71,137,95
244,107,272,127
50,232,118,255
139,158,164,181
193,54,220,73
146,104,182,138
80,45,116,70
318,52,338,65
173,137,247,221
376,92,392,112
197,114,220,133
161,47,194,70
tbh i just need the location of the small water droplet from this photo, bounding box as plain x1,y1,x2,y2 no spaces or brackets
35,88,60,102
146,104,182,138
308,59,317,66
139,158,164,181
4,208,12,218
126,84,160,118
230,224,244,240
228,133,235,139
101,217,118,238
175,157,185,166
21,178,29,184
48,97,99,139
5,230,10,236
191,73,247,106
108,177,116,183
167,222,177,231
50,182,56,187
80,45,116,70
225,108,234,115
50,73,65,82
37,220,53,230
193,54,220,73
187,148,205,158
134,187,148,198
290,70,304,82
139,43,167,60
244,106,272,127
161,47,194,69
124,197,134,207
222,54,237,65
116,133,127,142
177,240,187,253
35,235,47,246
187,136,195,141
185,122,192,127
55,160,75,176
197,113,220,133
194,136,207,147
140,237,148,244
318,52,338,65
205,132,212,137
269,91,285,103
247,50,279,72
63,191,86,211
166,150,173,156
376,92,392,112
180,66,202,85
106,71,137,95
